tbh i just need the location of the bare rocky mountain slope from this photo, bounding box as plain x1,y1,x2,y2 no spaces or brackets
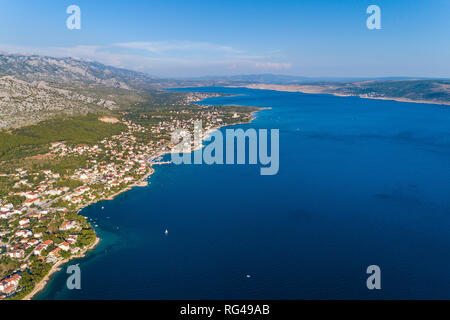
0,53,165,128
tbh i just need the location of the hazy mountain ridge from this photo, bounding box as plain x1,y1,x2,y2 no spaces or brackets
0,53,159,89
0,53,163,128
183,74,446,84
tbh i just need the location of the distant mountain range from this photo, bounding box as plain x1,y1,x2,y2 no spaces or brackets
180,73,448,84
0,52,448,129
0,53,170,129
0,53,160,90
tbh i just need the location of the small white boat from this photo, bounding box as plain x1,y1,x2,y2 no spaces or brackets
165,229,169,235
101,206,104,210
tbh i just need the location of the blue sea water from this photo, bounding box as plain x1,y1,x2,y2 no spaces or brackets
36,87,450,299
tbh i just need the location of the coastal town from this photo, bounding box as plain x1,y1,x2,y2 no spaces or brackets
0,102,256,300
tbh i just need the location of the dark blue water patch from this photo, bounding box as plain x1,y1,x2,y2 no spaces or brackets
37,87,450,299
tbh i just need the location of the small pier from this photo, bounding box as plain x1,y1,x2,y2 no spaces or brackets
150,161,172,165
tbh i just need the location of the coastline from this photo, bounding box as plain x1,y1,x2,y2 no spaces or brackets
230,84,450,106
23,237,100,300
22,103,264,300
22,168,157,300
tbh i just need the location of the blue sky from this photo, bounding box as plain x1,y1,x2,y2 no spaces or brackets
0,0,449,78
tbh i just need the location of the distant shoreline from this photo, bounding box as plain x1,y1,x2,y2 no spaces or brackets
229,84,450,106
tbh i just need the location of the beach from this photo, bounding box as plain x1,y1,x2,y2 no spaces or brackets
23,237,100,300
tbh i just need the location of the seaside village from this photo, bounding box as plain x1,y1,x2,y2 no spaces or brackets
0,106,250,299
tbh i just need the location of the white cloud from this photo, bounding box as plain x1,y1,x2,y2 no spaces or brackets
113,41,240,54
0,41,292,77
253,62,292,69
